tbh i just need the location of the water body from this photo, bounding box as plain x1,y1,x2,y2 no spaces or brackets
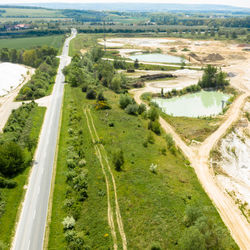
128,53,187,64
153,91,230,117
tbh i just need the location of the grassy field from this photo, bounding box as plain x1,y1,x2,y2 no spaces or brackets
161,112,221,143
0,7,63,18
69,33,102,56
48,85,237,249
0,35,65,50
0,106,46,248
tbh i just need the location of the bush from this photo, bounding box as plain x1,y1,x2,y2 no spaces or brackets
149,163,158,174
119,94,133,109
62,216,76,230
67,159,76,169
147,132,155,144
112,149,124,171
0,142,25,177
179,226,206,250
97,91,105,101
138,103,146,114
86,88,96,99
125,104,139,115
0,177,17,188
148,107,159,121
165,134,174,149
148,120,161,135
78,159,86,167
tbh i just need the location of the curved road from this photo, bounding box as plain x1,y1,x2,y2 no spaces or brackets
12,29,77,250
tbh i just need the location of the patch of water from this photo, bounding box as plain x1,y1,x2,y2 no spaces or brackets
128,53,187,64
153,91,230,117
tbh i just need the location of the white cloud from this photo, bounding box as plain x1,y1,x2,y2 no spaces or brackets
1,0,250,8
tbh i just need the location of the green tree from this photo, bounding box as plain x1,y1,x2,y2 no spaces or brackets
134,58,139,69
148,107,159,121
0,142,25,177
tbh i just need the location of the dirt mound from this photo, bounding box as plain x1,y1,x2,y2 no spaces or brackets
203,53,224,62
140,73,174,81
189,52,202,61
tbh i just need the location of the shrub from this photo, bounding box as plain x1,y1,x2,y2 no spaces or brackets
64,230,76,243
183,206,202,227
147,132,155,144
81,84,88,92
97,91,105,101
148,120,161,135
138,103,146,114
119,94,133,109
0,177,17,188
165,134,174,149
151,243,161,250
148,107,159,121
0,142,25,177
66,159,76,169
95,101,111,110
62,216,76,230
112,149,124,171
149,163,158,174
78,159,87,167
125,104,139,115
86,88,96,99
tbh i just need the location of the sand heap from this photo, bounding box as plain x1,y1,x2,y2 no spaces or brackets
203,53,224,62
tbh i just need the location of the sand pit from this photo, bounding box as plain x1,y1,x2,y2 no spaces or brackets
0,63,28,96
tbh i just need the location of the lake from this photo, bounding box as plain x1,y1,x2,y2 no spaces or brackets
153,91,230,117
128,53,187,64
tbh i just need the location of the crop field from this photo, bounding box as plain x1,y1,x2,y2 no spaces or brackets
0,8,64,18
48,85,237,249
0,35,65,50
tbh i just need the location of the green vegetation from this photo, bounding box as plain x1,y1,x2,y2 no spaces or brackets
49,83,237,249
0,35,65,50
161,113,221,143
0,103,45,247
7,46,60,100
198,65,229,89
69,33,101,56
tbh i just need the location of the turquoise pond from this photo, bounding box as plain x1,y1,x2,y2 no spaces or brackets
128,53,187,64
152,91,230,117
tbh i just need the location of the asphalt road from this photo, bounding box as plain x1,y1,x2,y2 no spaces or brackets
12,29,77,250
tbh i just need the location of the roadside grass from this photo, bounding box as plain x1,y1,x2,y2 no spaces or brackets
69,33,102,56
0,35,65,50
161,112,221,143
0,106,46,248
48,85,112,249
49,85,237,249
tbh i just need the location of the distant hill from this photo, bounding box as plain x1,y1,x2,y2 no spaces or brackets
15,3,250,13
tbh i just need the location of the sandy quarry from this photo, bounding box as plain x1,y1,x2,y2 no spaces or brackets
0,64,34,132
0,63,28,96
211,101,250,220
99,37,250,67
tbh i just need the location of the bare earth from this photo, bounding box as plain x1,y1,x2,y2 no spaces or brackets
127,37,250,249
0,67,35,132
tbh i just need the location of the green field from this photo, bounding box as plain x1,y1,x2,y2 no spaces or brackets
0,35,65,50
69,33,101,56
48,85,237,249
0,8,63,18
0,106,46,248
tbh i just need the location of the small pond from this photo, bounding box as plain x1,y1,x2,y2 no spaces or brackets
128,53,187,64
152,91,230,117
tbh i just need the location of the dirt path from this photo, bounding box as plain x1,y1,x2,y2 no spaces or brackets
131,79,250,248
84,108,127,250
0,68,35,132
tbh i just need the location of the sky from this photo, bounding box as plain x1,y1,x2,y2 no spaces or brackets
1,0,250,8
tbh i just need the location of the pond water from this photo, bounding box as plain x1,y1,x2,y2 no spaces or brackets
128,53,187,64
153,91,230,117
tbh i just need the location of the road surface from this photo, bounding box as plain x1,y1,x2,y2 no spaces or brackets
12,29,77,250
